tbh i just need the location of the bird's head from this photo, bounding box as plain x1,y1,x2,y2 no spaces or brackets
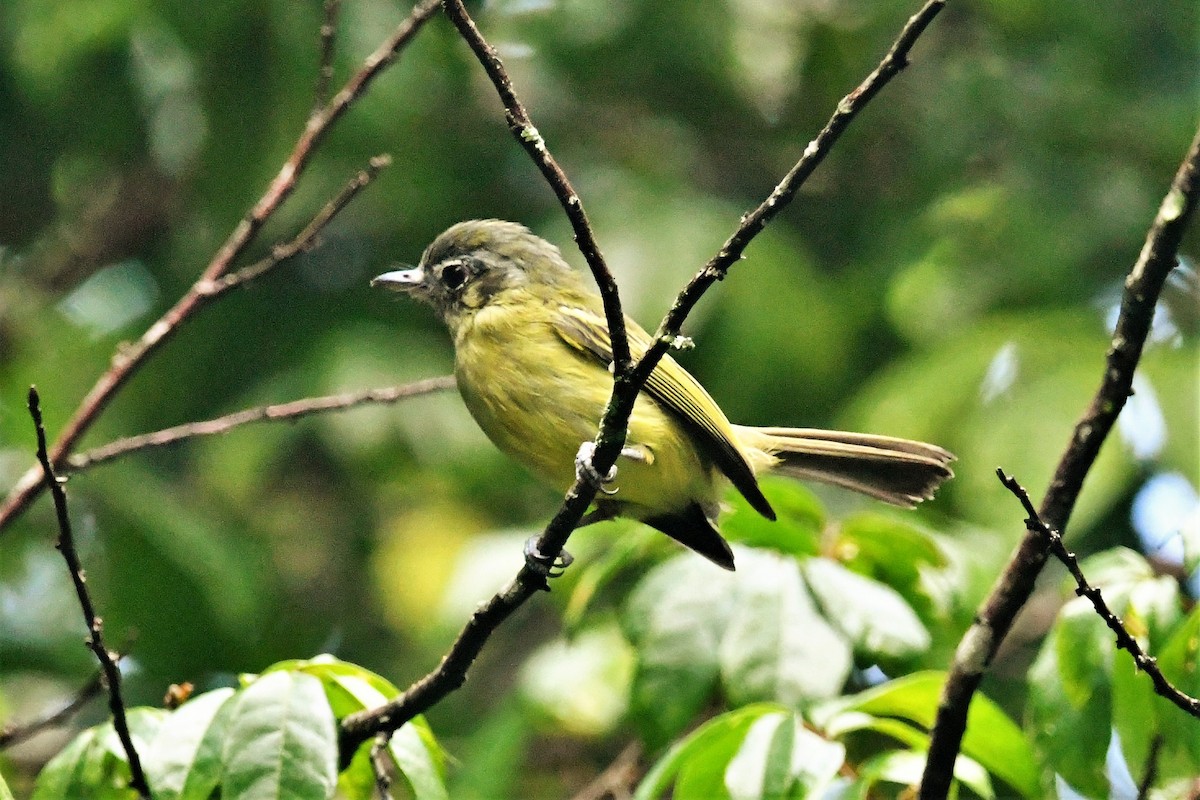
372,219,579,326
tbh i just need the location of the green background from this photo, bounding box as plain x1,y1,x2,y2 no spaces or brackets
0,0,1196,796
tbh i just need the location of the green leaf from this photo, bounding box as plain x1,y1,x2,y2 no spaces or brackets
31,728,105,800
721,477,824,557
719,551,851,705
723,712,793,800
221,670,338,800
277,655,401,715
818,710,929,750
1156,607,1200,773
801,557,931,661
1110,649,1157,788
623,555,738,748
0,770,14,800
1031,547,1190,793
833,513,948,622
1054,598,1114,707
448,697,528,800
143,688,235,800
849,750,994,800
634,705,779,800
32,708,167,800
564,522,657,630
814,672,1040,799
520,624,633,736
1123,574,1184,649
388,718,450,800
1027,638,1110,798
724,712,846,800
281,656,447,800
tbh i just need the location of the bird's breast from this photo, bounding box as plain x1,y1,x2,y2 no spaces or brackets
454,306,606,484
452,304,718,517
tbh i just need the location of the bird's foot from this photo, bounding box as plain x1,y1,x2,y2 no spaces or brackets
523,535,574,583
575,441,619,494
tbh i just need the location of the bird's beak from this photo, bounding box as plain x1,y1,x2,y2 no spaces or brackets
370,266,424,291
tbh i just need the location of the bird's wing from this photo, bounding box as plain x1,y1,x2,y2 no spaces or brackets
552,305,775,520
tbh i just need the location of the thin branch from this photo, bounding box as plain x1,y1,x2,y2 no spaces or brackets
197,154,392,296
0,672,103,750
0,0,441,534
633,0,947,390
440,0,630,373
919,124,1200,799
568,742,642,800
65,377,456,473
533,0,947,612
371,733,396,800
314,0,343,114
338,0,946,758
28,388,149,798
1136,734,1165,800
339,572,542,763
999,469,1200,716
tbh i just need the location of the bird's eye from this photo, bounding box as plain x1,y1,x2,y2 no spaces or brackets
440,261,468,291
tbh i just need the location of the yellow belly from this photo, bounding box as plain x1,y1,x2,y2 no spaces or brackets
453,306,717,519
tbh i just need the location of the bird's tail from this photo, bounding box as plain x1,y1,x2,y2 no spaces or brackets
734,426,955,508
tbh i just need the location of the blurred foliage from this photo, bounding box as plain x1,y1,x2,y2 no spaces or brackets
0,0,1197,797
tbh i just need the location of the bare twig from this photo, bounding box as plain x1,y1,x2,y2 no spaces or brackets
440,0,630,373
28,388,148,798
1136,734,1165,800
0,672,103,750
632,0,947,390
0,0,441,534
998,469,1200,716
314,0,343,113
338,0,945,757
65,377,456,472
568,742,642,800
919,124,1200,799
197,154,392,295
371,733,395,800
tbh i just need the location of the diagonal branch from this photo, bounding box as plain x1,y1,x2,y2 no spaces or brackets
997,469,1200,716
633,0,947,389
919,123,1200,800
65,377,456,473
314,0,343,114
28,388,149,798
0,0,440,535
338,0,946,759
0,672,104,750
440,0,630,373
197,154,392,296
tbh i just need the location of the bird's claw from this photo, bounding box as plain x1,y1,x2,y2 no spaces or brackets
524,535,574,582
575,441,618,495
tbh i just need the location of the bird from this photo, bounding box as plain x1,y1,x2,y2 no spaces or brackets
373,219,954,571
